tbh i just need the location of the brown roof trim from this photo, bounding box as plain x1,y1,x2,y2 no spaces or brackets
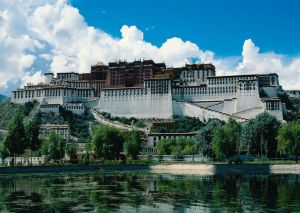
144,77,170,81
103,87,144,91
57,72,79,75
148,132,197,136
207,74,258,78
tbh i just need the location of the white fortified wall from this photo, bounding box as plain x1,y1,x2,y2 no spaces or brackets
172,101,247,122
98,92,173,119
236,80,264,112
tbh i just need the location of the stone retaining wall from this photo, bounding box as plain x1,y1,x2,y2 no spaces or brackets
150,164,300,175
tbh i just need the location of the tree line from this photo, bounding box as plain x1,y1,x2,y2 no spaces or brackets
157,113,300,162
1,109,300,164
83,125,142,162
0,112,142,164
0,112,41,164
0,112,80,164
197,113,300,162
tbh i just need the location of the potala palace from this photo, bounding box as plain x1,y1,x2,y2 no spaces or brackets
11,60,286,122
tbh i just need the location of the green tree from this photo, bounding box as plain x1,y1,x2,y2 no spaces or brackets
67,143,78,161
124,130,142,160
0,142,9,164
157,137,197,160
196,119,224,158
212,118,240,160
156,139,174,155
41,131,65,161
154,127,169,133
83,138,93,164
91,125,124,160
173,116,204,133
241,113,280,158
182,138,198,155
277,122,300,162
171,144,183,160
25,116,41,164
21,101,37,116
4,113,27,163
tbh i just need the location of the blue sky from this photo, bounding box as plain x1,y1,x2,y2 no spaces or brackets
70,0,300,57
1,0,300,96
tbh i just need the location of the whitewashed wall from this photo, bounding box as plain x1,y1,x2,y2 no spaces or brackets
236,85,263,113
98,92,173,119
172,101,247,122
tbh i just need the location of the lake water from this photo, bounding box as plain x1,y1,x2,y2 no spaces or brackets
0,172,300,212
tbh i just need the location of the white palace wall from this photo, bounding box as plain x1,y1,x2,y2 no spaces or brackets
222,99,237,114
12,88,95,105
97,77,284,122
236,82,264,112
172,101,247,122
97,78,173,119
98,89,173,119
11,69,285,123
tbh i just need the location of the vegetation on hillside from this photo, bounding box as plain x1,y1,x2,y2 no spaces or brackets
0,94,8,102
173,116,204,132
0,101,37,130
154,116,204,133
100,112,145,128
2,98,300,163
279,93,300,121
37,106,94,140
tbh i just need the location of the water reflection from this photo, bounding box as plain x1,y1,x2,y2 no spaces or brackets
0,172,300,212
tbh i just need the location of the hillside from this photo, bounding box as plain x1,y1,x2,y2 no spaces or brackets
279,93,300,121
0,94,8,102
37,107,95,141
0,101,95,140
0,102,27,129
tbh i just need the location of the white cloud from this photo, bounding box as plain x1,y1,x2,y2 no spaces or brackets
22,71,45,86
233,39,300,89
0,0,299,94
0,0,212,91
39,53,52,61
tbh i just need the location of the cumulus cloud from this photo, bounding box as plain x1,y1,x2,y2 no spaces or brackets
22,71,45,86
209,39,300,90
235,39,300,89
0,0,299,94
0,0,212,91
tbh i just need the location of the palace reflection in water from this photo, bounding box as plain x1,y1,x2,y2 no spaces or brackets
0,172,300,212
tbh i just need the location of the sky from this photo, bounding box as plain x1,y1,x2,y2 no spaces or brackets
70,0,300,56
0,0,300,96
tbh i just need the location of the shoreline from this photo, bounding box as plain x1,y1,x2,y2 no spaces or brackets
150,164,300,175
0,164,150,175
1,163,300,175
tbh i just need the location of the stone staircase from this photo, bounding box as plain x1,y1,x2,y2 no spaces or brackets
91,109,145,132
174,101,248,123
231,107,264,120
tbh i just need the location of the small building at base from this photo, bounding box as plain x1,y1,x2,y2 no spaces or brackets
39,124,70,140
